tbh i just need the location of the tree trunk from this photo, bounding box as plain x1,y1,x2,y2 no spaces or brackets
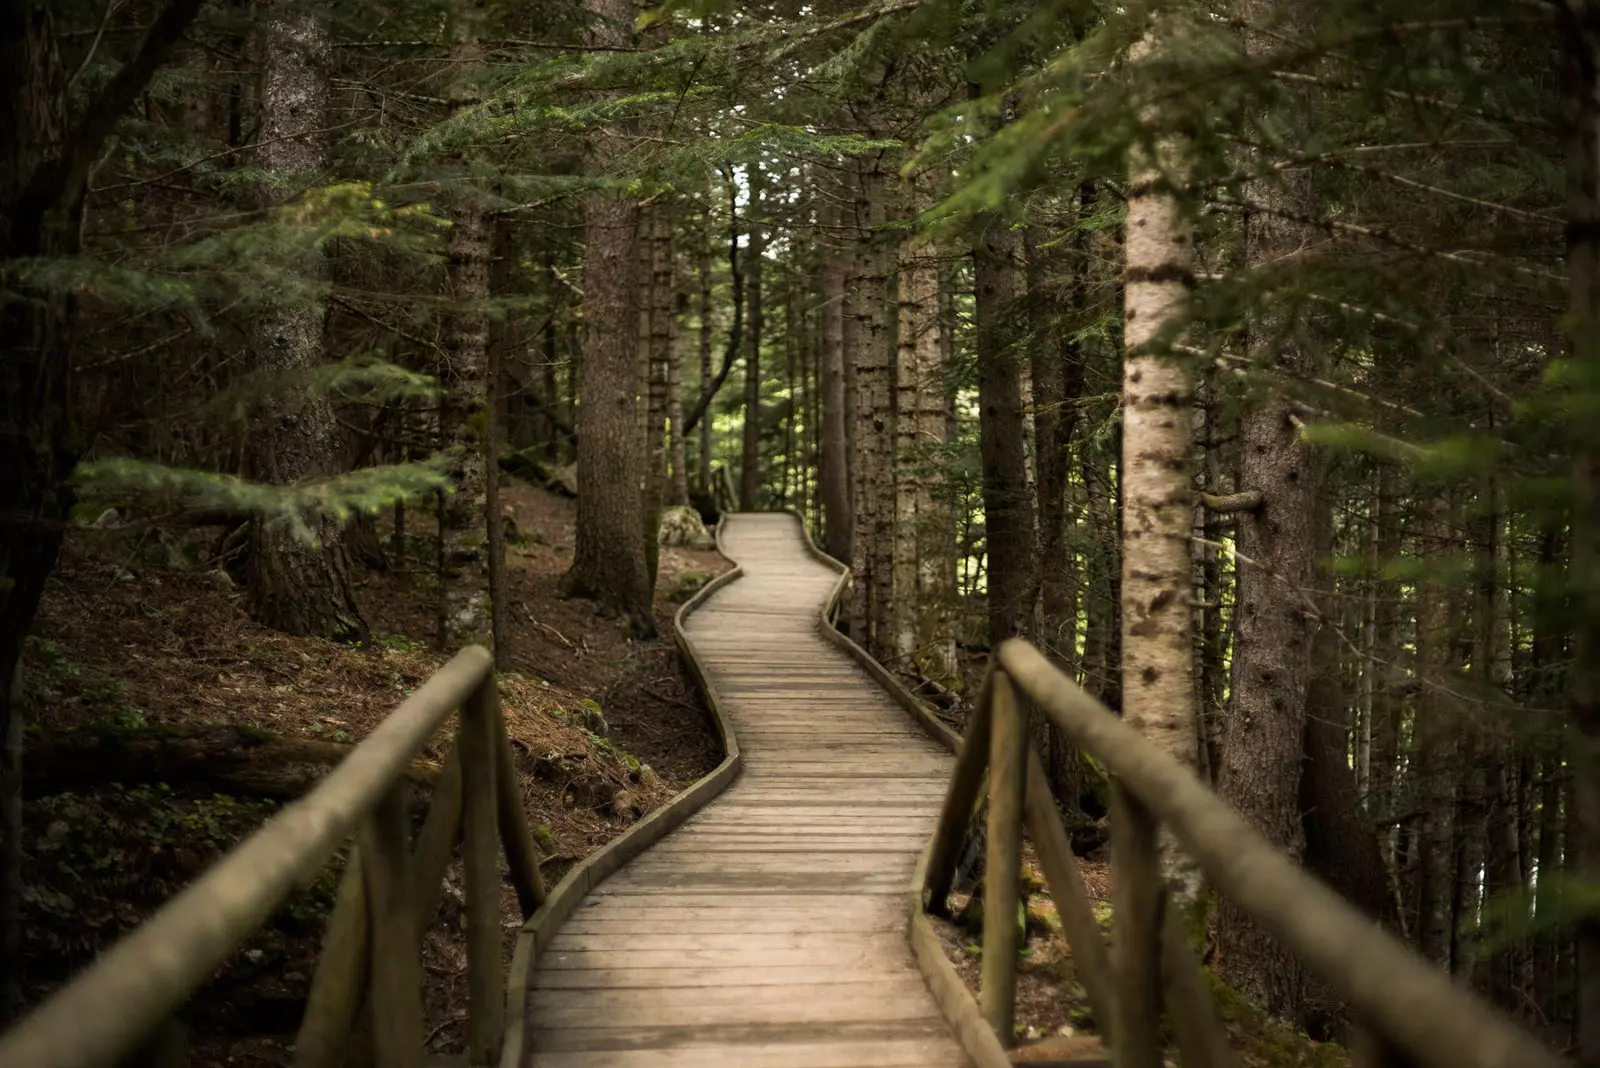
563,0,654,637
819,214,852,563
1214,28,1320,1001
667,250,689,507
1121,20,1200,896
740,166,765,511
1413,492,1458,969
894,178,955,680
975,215,1034,648
245,7,368,648
848,160,896,659
1028,190,1091,668
697,210,715,494
643,203,673,588
0,1,205,1015
484,220,513,670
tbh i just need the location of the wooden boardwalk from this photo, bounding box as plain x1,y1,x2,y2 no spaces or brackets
523,513,967,1067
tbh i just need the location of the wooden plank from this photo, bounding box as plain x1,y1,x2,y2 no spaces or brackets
535,964,914,989
545,931,911,952
526,1038,967,1067
530,1020,948,1051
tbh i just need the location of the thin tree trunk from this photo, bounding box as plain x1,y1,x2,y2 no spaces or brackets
483,220,512,670
740,166,765,511
643,203,673,587
562,0,654,637
819,223,852,561
1414,492,1458,969
1028,191,1090,668
697,208,714,494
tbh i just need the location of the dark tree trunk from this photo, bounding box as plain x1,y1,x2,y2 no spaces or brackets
819,229,852,563
1028,187,1092,666
0,0,206,1017
244,7,368,647
1413,493,1459,970
974,217,1034,647
740,167,765,512
562,0,654,636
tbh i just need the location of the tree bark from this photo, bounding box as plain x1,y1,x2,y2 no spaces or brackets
895,177,955,679
1413,492,1458,969
1028,192,1091,669
244,7,369,648
847,159,896,659
562,0,655,637
975,214,1034,649
819,208,852,563
696,206,715,494
1121,18,1200,897
740,166,765,511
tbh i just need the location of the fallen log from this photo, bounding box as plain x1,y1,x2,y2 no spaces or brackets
22,724,439,801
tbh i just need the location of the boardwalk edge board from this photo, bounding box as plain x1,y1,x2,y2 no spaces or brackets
500,523,747,1068
784,509,1013,1068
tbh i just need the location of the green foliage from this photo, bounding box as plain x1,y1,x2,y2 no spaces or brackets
72,456,454,545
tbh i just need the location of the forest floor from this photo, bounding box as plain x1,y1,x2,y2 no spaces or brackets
17,478,728,1064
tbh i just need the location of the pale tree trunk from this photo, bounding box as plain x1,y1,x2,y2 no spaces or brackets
741,166,766,511
1121,20,1201,897
848,159,897,659
1562,9,1600,1063
562,0,654,637
1215,0,1320,1012
894,177,955,679
246,7,368,647
819,203,852,563
975,214,1034,648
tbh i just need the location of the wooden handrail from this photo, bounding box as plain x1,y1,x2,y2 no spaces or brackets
973,637,1566,1068
0,642,546,1068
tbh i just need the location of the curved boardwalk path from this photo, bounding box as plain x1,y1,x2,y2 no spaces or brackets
524,514,967,1067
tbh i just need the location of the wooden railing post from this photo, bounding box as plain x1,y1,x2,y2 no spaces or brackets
1022,745,1118,1040
925,669,994,914
1161,903,1236,1068
981,670,1028,1047
493,698,546,918
461,676,505,1066
1110,782,1164,1068
360,784,424,1068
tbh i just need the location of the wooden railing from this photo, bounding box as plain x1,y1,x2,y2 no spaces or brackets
923,639,1567,1068
0,644,546,1068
